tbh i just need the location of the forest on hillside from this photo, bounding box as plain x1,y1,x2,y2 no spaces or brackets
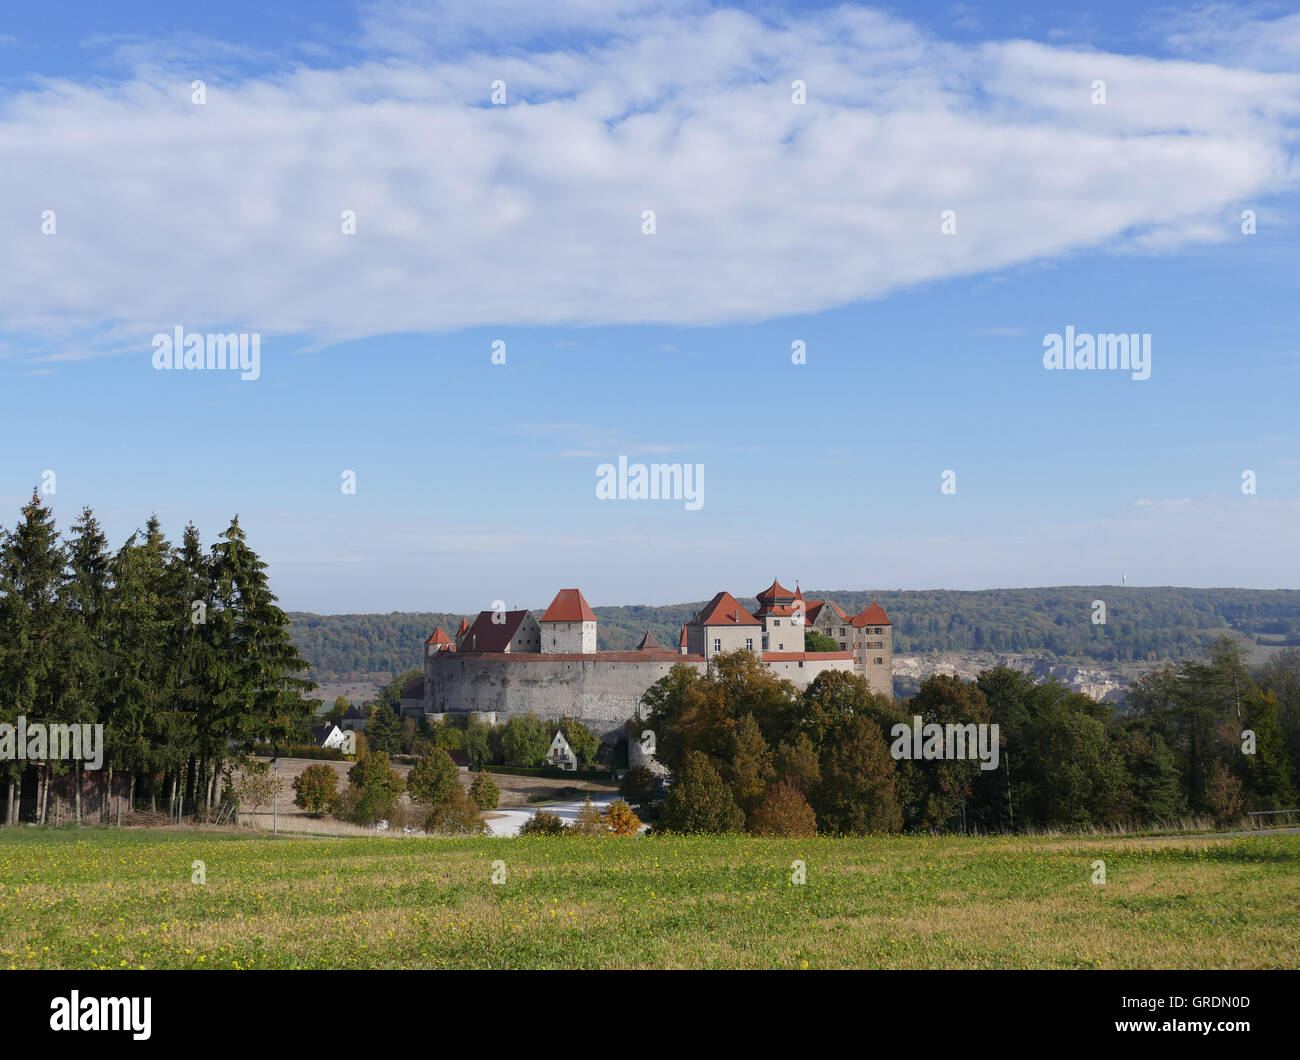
288,587,1300,679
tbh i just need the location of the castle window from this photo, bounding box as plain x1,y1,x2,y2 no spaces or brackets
839,627,846,637
798,660,804,668
839,642,846,651
713,638,721,652
875,627,882,634
875,657,883,664
745,638,753,651
773,619,780,627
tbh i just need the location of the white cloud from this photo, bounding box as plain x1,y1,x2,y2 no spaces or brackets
1,3,1298,362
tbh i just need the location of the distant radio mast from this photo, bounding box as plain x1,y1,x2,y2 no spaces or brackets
1121,572,1127,586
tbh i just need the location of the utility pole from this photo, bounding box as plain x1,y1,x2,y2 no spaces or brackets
272,757,279,836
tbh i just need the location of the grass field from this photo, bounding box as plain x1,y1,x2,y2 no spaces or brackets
1,828,1297,969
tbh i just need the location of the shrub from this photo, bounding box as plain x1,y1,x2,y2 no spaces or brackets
1206,761,1245,827
603,799,642,836
657,752,745,834
292,764,339,815
424,783,485,836
519,809,568,836
570,796,608,836
748,780,817,837
469,773,500,810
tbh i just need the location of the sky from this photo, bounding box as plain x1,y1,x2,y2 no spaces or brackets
0,0,1298,614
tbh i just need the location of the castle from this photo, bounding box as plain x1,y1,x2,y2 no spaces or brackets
409,580,893,741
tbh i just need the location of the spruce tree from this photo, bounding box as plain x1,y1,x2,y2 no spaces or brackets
0,490,67,825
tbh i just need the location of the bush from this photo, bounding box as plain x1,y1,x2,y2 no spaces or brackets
424,783,485,836
603,799,642,836
292,764,339,815
469,773,500,810
619,766,664,810
570,797,608,836
1206,761,1245,827
519,809,568,835
748,780,817,837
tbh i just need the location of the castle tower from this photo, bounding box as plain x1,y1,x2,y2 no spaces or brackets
848,601,893,698
539,588,597,653
753,577,800,653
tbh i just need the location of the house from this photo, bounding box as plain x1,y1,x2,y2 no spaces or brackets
340,705,367,732
309,724,348,750
545,730,578,771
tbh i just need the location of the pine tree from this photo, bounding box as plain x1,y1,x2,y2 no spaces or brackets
61,508,112,824
0,490,68,825
207,516,316,812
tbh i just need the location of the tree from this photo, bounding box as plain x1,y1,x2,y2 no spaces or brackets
603,799,642,836
804,630,839,652
721,714,773,818
501,714,549,766
570,796,609,836
558,717,600,768
326,696,349,726
424,783,484,835
293,763,338,815
812,716,902,835
469,772,500,810
462,721,493,768
749,781,817,837
657,752,744,834
365,703,401,756
340,752,404,825
0,490,68,826
618,766,663,810
407,748,458,807
773,734,821,794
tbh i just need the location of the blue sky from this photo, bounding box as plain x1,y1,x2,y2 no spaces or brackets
1,1,1298,613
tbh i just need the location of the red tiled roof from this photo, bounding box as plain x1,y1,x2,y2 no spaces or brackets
458,609,533,652
694,591,761,627
756,578,793,601
635,629,661,650
426,626,455,647
540,588,596,623
851,602,891,626
762,651,854,662
679,624,688,648
455,618,470,637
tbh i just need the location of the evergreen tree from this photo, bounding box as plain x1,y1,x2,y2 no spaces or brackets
0,490,68,825
365,701,401,756
60,508,113,824
812,715,903,835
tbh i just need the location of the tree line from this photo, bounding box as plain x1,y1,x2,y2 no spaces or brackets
0,492,315,825
623,638,1300,835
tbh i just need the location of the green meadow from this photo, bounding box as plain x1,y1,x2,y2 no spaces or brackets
1,828,1296,969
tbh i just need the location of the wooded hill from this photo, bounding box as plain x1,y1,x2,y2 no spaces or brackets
288,586,1300,679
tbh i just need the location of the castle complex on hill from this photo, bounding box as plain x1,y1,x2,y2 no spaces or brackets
408,580,893,741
